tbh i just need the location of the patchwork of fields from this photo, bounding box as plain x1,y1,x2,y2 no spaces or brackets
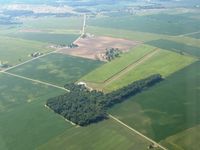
8,53,104,86
0,8,200,150
82,44,196,92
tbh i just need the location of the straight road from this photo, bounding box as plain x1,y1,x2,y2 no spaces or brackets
109,114,168,150
3,72,70,92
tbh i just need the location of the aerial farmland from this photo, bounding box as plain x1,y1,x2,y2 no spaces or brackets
0,0,199,150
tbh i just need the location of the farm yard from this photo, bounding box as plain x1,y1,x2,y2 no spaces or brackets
0,2,200,150
58,36,141,60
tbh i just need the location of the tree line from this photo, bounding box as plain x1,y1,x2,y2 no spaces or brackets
46,74,162,126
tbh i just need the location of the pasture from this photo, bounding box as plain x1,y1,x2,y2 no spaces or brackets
8,53,104,86
109,61,200,149
0,36,52,66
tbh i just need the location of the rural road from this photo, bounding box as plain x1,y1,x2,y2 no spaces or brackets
3,72,70,92
2,50,58,72
109,114,168,150
0,14,86,73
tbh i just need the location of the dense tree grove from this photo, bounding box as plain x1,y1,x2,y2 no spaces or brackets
46,74,162,126
105,48,122,61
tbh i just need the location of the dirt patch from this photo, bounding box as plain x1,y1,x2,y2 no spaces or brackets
57,36,142,61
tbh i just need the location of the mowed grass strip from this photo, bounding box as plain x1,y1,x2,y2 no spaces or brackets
0,74,73,150
8,53,104,87
81,45,155,83
104,49,196,92
146,39,200,57
109,61,200,144
0,36,52,66
37,119,153,150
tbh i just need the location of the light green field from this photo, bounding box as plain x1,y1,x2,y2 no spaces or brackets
8,53,104,86
104,49,196,92
108,62,200,149
81,45,155,83
161,125,200,150
37,119,152,150
0,36,52,66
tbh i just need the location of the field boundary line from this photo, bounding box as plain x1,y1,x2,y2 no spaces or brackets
109,114,168,150
2,72,70,92
44,104,76,126
1,50,58,73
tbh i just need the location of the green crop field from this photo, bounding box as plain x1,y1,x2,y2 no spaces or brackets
0,36,52,66
88,13,200,36
81,45,155,83
0,73,72,150
146,39,200,57
160,125,200,150
0,73,155,150
9,32,79,45
37,119,152,150
109,61,200,149
21,16,83,31
8,53,104,86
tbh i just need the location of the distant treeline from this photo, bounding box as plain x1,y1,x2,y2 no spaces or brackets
46,74,162,126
